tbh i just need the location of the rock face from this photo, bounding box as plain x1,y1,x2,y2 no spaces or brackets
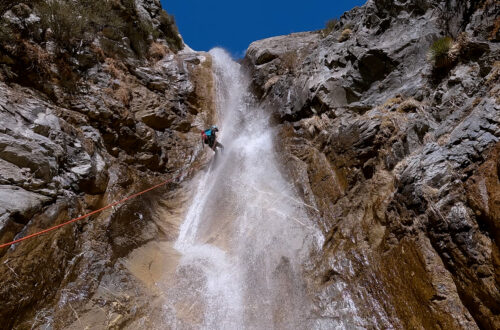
0,1,215,328
244,0,499,328
1,0,498,328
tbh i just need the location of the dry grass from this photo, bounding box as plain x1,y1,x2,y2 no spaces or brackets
378,96,421,113
486,62,500,103
338,28,352,42
485,61,500,85
90,44,106,62
379,96,403,111
104,58,126,79
490,16,500,41
471,97,482,108
449,32,469,62
102,57,133,106
21,41,51,72
302,114,329,136
114,86,132,106
104,84,132,107
397,98,421,112
148,42,169,61
280,52,298,73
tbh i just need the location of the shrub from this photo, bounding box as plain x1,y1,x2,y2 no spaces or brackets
21,40,51,70
158,10,183,52
427,36,453,68
11,3,31,18
338,28,352,42
35,0,122,50
121,0,137,13
35,0,154,56
55,54,79,91
34,0,182,57
322,18,338,37
127,20,154,58
35,0,88,51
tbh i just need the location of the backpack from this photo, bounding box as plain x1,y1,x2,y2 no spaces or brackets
201,129,213,145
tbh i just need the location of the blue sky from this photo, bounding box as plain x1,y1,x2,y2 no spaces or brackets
160,0,366,58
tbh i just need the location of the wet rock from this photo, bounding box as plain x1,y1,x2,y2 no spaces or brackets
0,133,58,181
0,1,216,327
33,112,60,137
244,0,500,327
0,185,51,224
0,158,28,184
78,152,109,195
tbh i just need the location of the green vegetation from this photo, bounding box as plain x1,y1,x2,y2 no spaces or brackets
35,0,89,51
34,0,182,56
34,0,133,54
427,36,453,68
158,10,183,52
0,0,183,93
119,0,182,52
321,18,339,38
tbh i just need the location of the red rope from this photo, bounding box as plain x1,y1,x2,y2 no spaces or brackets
0,171,188,249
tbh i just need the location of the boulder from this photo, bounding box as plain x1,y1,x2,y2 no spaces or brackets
0,185,51,224
139,107,176,130
0,134,58,181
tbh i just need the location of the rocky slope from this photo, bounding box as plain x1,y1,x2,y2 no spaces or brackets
0,0,215,328
243,0,499,328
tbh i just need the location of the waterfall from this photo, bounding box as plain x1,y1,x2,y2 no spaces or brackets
163,48,321,329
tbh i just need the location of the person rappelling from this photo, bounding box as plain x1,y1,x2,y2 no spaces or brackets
201,125,224,152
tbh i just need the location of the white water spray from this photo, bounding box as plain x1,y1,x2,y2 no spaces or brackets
165,48,321,329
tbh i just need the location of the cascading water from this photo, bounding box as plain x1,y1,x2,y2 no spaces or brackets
162,48,323,329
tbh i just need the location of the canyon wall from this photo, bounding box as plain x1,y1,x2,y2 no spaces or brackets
243,0,499,328
0,0,499,328
0,0,215,328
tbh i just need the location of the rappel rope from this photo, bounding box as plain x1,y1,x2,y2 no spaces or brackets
0,165,201,249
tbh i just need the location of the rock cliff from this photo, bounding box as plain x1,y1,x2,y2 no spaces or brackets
1,0,499,328
0,0,215,328
243,0,499,328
